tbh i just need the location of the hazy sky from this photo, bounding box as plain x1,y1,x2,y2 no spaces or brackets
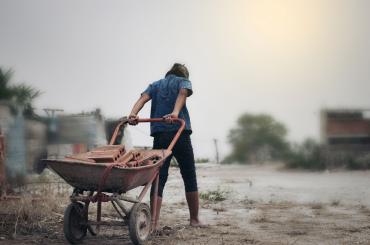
1,0,370,159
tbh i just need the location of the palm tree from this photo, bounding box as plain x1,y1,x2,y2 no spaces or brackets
0,68,14,101
0,67,41,118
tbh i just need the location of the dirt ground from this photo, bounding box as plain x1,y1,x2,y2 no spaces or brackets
1,163,370,244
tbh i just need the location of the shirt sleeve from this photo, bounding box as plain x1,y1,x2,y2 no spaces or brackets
141,83,153,98
180,79,193,97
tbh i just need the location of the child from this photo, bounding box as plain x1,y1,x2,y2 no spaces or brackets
128,63,203,230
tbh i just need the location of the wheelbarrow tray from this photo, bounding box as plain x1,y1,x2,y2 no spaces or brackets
44,149,171,193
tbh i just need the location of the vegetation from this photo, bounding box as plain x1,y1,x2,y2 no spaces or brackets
286,139,370,170
223,113,289,164
285,138,325,170
199,187,229,202
224,112,370,170
346,154,370,170
0,67,41,118
195,158,209,163
170,158,179,167
223,112,332,169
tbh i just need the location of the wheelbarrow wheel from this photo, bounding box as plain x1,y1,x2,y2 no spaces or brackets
129,203,151,245
64,202,87,244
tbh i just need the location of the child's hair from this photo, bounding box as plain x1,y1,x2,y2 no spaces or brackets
165,63,189,79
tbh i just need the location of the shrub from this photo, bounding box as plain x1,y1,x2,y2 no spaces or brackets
199,187,229,202
170,158,178,167
195,158,209,164
285,139,325,170
346,154,370,170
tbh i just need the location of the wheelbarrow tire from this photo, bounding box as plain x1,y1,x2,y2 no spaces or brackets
129,203,151,245
64,202,87,244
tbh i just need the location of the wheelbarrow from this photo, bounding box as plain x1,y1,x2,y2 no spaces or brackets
43,118,185,245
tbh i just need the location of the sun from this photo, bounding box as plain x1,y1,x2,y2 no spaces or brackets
246,0,323,50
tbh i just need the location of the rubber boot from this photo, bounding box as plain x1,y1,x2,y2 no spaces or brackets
150,195,162,232
185,191,202,226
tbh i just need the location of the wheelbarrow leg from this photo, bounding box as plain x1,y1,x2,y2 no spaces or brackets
97,199,102,234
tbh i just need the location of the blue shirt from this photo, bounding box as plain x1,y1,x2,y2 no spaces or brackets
142,74,193,136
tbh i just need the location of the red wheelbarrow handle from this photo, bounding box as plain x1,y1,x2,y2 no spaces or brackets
109,118,186,151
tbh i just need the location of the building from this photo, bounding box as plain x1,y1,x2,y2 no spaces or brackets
320,109,370,167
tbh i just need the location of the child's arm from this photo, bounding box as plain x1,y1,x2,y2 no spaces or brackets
129,93,151,122
164,88,189,119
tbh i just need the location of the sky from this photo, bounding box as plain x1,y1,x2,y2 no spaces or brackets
1,0,370,159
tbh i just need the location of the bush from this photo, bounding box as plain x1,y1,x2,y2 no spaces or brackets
195,158,209,164
199,187,229,202
170,158,178,167
285,139,325,170
346,154,370,170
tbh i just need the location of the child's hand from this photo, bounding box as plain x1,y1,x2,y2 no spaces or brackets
163,112,178,123
128,114,139,125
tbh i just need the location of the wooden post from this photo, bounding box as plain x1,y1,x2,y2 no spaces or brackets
213,138,220,164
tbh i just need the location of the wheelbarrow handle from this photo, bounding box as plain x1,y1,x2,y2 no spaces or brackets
109,118,186,151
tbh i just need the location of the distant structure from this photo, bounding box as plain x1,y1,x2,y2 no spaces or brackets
47,109,107,161
320,109,370,166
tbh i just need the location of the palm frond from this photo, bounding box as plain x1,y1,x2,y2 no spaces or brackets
0,67,41,118
10,84,42,106
0,67,15,100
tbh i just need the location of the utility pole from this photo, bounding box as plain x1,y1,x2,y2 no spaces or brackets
213,138,220,164
43,108,64,118
43,108,64,142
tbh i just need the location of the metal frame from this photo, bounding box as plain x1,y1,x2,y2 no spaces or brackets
65,118,185,237
69,169,159,233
